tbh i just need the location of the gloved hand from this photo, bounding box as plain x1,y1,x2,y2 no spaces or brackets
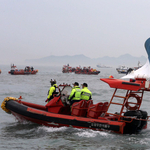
66,98,71,105
45,99,49,102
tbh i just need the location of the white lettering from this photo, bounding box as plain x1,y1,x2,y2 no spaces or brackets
91,123,110,129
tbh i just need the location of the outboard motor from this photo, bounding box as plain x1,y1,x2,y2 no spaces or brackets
137,110,148,131
123,110,142,134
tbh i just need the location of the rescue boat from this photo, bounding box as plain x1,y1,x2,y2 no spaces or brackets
1,78,149,134
62,65,100,75
74,67,100,75
8,64,38,75
62,65,75,73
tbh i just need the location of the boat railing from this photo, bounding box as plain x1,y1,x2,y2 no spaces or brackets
106,88,144,121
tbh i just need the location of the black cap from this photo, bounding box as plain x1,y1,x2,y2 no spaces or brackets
73,82,79,86
82,83,88,87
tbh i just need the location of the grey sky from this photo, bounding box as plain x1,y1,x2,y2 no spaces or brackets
1,0,150,64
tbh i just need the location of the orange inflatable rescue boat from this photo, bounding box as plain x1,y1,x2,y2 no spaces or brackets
8,64,38,75
1,78,149,134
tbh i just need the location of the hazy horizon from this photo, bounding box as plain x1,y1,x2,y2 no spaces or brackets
1,0,150,65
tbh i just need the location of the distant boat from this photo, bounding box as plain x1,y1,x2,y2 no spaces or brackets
97,64,111,68
116,66,129,74
62,64,75,73
116,61,142,74
62,65,100,75
8,64,38,75
74,66,100,75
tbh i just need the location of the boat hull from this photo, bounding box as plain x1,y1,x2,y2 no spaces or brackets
6,100,125,134
75,71,100,75
9,70,38,75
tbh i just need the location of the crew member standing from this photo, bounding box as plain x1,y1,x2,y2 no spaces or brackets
46,79,58,102
80,83,92,100
68,82,81,106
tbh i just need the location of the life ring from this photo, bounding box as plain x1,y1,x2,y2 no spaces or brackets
125,93,141,111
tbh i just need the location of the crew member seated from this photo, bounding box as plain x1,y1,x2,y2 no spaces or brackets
68,82,81,106
80,83,92,100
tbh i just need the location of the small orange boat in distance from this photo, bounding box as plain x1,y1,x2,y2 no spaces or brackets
62,65,100,75
8,64,38,75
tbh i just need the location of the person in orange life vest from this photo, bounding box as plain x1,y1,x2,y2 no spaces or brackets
80,83,92,100
45,79,58,102
68,82,81,106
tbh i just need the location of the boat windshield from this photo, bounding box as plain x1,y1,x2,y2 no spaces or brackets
61,86,72,96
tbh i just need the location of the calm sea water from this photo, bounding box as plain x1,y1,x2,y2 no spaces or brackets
0,65,150,150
